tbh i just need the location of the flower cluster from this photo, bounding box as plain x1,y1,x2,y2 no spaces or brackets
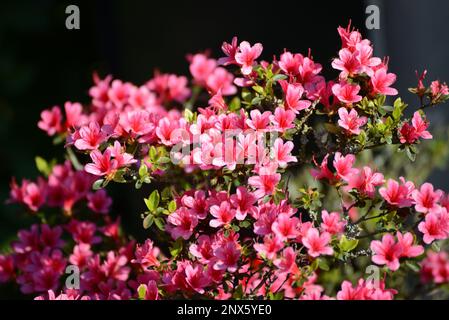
2,22,449,300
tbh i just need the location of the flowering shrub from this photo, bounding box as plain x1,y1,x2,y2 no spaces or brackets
2,22,449,300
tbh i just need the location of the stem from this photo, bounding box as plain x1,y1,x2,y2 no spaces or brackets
66,147,83,171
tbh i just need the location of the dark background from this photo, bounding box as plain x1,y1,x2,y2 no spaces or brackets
0,0,448,246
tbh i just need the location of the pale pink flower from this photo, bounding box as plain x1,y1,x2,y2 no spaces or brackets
270,107,296,132
167,207,198,240
370,66,398,96
254,235,284,260
246,109,272,131
332,82,362,104
279,80,311,113
302,228,334,258
213,241,240,272
206,67,236,95
333,152,357,180
271,213,299,241
209,202,236,228
379,178,415,208
131,239,160,268
272,138,297,168
189,53,217,84
84,149,118,177
320,210,346,235
370,233,402,271
248,173,281,199
38,106,63,136
235,41,263,75
412,182,443,214
185,263,211,294
396,232,424,258
337,107,367,135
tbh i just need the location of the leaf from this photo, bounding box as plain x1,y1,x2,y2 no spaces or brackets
139,163,148,177
432,241,441,252
35,156,50,176
168,200,177,213
271,74,288,82
154,217,165,231
405,146,416,162
239,220,251,228
145,190,160,212
143,214,154,229
137,284,147,300
317,258,330,271
405,260,420,272
169,238,183,258
339,235,359,252
149,146,158,160
92,179,105,190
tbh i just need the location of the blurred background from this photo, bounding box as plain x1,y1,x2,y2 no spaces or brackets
0,0,448,248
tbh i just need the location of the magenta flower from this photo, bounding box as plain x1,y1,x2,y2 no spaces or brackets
84,149,118,177
167,207,198,240
131,239,160,269
213,241,240,273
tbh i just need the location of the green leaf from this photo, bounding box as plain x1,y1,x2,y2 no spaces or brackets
35,156,50,176
339,235,359,252
405,146,416,162
169,238,183,258
405,260,420,272
92,179,105,190
154,217,165,231
139,163,148,177
145,190,160,212
252,85,265,95
239,220,251,228
137,284,147,300
317,258,330,271
149,146,158,160
168,200,177,213
143,214,154,229
432,241,441,252
271,74,288,82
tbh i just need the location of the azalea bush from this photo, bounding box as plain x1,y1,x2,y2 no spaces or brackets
2,23,449,300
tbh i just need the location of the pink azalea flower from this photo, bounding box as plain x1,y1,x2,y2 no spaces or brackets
273,247,297,273
84,149,118,177
430,80,449,98
396,232,424,258
332,82,362,104
418,209,449,244
370,66,398,96
248,173,281,199
254,235,284,260
235,41,263,75
345,166,385,198
181,190,209,220
310,154,336,182
337,107,367,135
278,51,302,76
69,244,93,268
333,152,357,180
131,239,160,268
107,141,137,168
332,48,362,78
246,109,272,131
189,53,217,85
213,241,240,272
379,177,415,208
38,106,63,136
279,80,311,113
271,213,299,241
167,207,198,240
412,182,443,214
67,220,102,245
120,110,154,139
185,263,211,294
209,202,236,228
218,36,238,66
22,178,47,212
229,187,257,220
107,79,132,108
302,228,334,258
421,251,449,284
189,235,214,264
147,72,191,103
206,67,236,95
64,101,84,128
320,210,346,235
270,107,296,132
355,42,382,76
370,233,402,271
272,138,297,168
101,251,130,282
74,121,108,151
411,111,432,140
87,189,112,214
